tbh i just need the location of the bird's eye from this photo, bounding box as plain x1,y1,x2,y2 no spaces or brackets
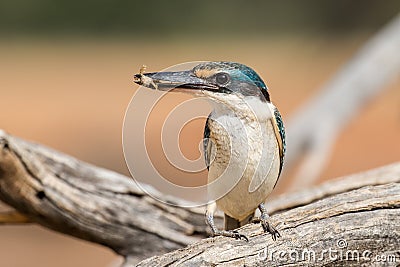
215,73,230,85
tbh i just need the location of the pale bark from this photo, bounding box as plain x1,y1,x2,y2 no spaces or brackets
0,130,399,266
0,130,208,260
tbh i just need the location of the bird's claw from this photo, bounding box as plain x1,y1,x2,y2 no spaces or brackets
232,230,249,242
214,230,249,242
261,219,281,241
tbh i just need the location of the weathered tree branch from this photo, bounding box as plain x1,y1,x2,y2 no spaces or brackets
0,130,208,260
138,166,400,266
1,130,399,266
285,13,400,189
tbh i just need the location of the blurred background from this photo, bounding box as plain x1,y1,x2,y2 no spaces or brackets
1,0,399,266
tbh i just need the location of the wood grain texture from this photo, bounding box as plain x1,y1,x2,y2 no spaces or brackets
0,130,399,266
0,130,212,260
138,182,400,266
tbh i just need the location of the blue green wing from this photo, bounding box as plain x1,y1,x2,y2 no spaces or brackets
273,107,286,178
203,114,212,170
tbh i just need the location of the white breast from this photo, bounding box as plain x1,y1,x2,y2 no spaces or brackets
206,96,280,221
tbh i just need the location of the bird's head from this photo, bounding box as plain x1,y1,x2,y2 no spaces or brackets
134,62,272,119
134,61,270,102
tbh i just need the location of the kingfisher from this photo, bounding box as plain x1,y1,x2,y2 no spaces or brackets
134,61,285,241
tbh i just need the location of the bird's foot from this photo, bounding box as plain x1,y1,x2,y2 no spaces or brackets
251,216,280,240
258,203,281,241
260,218,281,241
213,229,249,242
205,202,249,242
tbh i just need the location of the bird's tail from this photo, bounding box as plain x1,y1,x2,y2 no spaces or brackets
224,213,254,230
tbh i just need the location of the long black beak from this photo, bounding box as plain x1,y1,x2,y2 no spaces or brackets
133,70,218,92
